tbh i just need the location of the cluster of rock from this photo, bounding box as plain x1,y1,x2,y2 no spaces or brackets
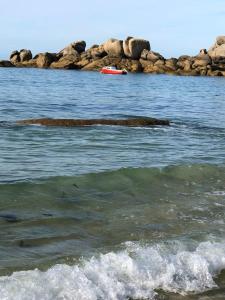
1,36,225,76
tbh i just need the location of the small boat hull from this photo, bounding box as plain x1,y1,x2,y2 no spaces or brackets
100,67,127,75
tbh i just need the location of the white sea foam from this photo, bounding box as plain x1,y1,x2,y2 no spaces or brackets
1,240,225,300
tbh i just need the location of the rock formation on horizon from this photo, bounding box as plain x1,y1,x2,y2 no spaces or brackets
0,36,225,76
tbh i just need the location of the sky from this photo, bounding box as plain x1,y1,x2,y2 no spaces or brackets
0,0,225,59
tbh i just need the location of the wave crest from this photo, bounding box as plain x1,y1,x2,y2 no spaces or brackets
1,240,225,300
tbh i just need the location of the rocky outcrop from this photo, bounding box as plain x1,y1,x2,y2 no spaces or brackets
34,52,57,68
165,58,178,71
17,117,170,127
0,60,14,67
208,36,225,60
60,40,86,56
141,50,164,63
10,51,20,64
10,49,32,64
1,35,225,76
207,69,225,76
192,51,211,68
140,49,167,73
82,57,120,71
83,56,142,72
89,45,107,59
20,49,32,62
123,37,150,59
189,50,212,76
15,59,37,68
177,55,193,72
140,59,166,74
50,54,80,69
103,39,124,57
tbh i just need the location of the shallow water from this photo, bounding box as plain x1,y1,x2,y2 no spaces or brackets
0,68,225,299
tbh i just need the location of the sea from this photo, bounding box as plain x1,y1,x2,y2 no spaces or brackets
0,68,225,300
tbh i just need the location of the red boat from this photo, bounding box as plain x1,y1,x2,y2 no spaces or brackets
100,66,128,75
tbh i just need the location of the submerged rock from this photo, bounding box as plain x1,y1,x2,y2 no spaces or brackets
17,117,170,127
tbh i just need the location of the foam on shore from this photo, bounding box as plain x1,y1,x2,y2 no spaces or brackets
1,240,225,300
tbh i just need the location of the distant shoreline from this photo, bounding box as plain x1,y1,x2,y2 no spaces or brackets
0,36,225,77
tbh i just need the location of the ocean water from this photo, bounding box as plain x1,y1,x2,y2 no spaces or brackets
0,68,225,299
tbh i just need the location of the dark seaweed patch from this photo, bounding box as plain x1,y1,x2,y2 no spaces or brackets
0,213,20,223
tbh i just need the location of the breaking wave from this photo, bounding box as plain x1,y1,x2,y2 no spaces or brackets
1,240,225,300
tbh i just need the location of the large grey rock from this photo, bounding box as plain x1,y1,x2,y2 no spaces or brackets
123,36,133,58
192,51,212,68
90,45,107,58
216,36,225,46
177,55,193,71
50,54,80,69
139,58,167,74
10,50,21,64
103,38,124,57
165,58,178,71
14,59,37,68
141,50,164,62
76,58,91,68
71,40,86,53
19,49,32,62
10,49,32,64
62,45,79,56
123,37,150,59
199,49,207,55
10,52,20,64
207,68,225,76
140,49,149,60
208,36,225,59
80,44,107,61
139,58,154,71
80,50,92,60
60,40,86,56
209,44,225,58
34,52,57,68
154,59,165,66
